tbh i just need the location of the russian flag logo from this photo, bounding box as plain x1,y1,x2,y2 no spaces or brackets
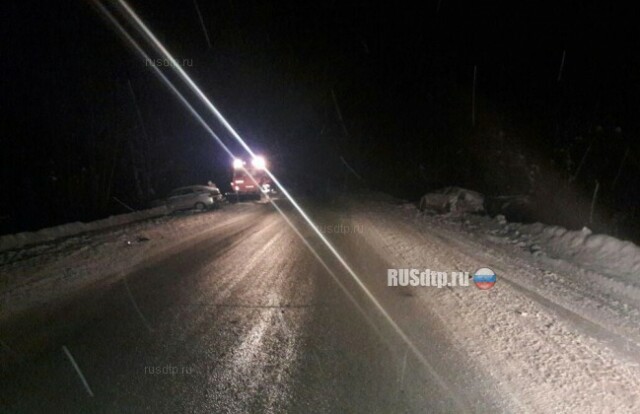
473,267,496,290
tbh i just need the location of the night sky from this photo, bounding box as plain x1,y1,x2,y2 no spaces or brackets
2,0,639,238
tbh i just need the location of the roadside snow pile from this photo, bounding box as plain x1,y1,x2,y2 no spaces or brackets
419,187,484,215
0,206,170,253
441,209,640,280
406,187,640,280
509,222,640,278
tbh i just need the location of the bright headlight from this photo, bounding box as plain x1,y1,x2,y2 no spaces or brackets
251,156,267,170
252,156,266,169
233,159,244,169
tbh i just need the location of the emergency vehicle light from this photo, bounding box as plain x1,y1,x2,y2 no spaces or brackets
252,156,266,170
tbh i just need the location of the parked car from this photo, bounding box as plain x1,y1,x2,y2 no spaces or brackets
164,185,222,212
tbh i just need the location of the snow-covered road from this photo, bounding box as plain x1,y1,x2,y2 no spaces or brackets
341,196,640,412
1,196,639,412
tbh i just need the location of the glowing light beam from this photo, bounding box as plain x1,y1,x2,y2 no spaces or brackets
96,1,469,410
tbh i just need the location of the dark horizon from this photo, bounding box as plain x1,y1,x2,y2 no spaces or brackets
2,0,639,239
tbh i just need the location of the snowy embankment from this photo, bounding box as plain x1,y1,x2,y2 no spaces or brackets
505,221,640,278
0,205,251,322
418,187,640,282
0,206,170,253
343,192,640,413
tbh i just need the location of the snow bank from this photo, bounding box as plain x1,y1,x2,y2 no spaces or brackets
419,187,484,214
414,187,640,279
0,206,170,253
513,223,640,277
429,205,640,280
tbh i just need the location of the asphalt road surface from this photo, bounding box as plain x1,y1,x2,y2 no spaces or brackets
0,201,509,413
